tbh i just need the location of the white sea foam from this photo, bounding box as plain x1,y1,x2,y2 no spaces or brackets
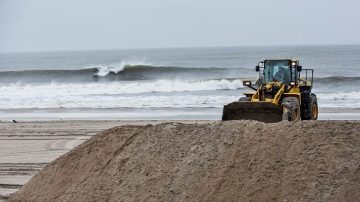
0,94,240,109
94,60,149,76
0,79,243,108
1,80,358,109
315,92,360,108
0,79,243,95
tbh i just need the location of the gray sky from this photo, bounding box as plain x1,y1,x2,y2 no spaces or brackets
1,0,359,53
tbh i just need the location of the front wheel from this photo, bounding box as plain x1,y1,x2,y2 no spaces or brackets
281,97,301,121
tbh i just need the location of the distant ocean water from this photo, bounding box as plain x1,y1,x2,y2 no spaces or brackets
0,45,360,111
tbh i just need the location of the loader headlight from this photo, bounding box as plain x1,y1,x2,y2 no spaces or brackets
243,81,252,86
291,61,296,66
259,62,264,68
290,81,297,86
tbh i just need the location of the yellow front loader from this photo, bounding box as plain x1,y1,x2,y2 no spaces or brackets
222,59,318,123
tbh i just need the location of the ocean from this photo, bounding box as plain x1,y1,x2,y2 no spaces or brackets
0,45,359,120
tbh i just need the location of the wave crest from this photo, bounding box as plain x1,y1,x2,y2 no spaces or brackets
94,61,150,76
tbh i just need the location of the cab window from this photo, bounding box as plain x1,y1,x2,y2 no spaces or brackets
263,60,291,84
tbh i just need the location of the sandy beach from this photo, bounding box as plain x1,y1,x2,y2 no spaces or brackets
0,120,211,200
1,106,359,200
4,120,360,201
0,119,359,201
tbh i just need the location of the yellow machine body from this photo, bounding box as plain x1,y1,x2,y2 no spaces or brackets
222,59,317,123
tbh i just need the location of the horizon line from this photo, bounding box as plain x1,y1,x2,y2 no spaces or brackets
1,43,360,54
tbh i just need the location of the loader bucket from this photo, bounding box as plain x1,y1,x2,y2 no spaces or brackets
222,101,284,123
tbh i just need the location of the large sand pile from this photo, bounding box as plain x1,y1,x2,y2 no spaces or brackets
10,121,360,201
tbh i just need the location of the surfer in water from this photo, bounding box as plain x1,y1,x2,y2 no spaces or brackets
93,68,99,78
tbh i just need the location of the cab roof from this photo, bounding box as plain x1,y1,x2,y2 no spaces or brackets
263,59,299,62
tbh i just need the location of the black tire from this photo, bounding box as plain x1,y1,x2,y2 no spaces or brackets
281,97,301,121
309,94,318,120
238,97,251,102
302,94,318,120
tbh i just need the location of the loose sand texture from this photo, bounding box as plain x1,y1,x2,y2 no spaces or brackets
0,120,117,200
9,120,360,202
0,120,211,200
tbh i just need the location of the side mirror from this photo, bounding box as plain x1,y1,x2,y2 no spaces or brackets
297,65,302,72
255,66,259,72
243,81,252,86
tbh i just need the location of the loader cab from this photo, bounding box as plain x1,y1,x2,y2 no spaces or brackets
257,59,300,85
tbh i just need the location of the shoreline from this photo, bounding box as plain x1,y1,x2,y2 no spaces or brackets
1,107,360,121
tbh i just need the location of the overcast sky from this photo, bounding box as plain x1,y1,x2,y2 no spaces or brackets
1,0,359,53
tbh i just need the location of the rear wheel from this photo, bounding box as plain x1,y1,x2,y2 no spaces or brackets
302,94,318,120
281,97,301,121
309,95,318,120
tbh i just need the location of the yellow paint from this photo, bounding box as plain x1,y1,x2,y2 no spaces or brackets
244,83,301,105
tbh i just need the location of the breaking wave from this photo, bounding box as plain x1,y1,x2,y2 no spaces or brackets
93,61,150,76
1,60,359,85
0,63,245,83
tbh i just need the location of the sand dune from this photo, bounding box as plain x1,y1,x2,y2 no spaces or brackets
9,120,360,201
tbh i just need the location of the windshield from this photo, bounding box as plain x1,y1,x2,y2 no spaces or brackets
262,60,291,84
